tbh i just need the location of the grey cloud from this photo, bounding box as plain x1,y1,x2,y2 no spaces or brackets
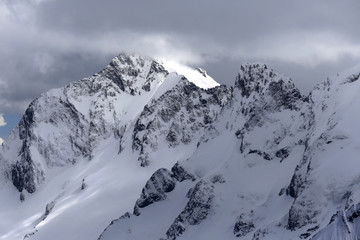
1,0,360,115
34,1,360,40
0,51,113,113
0,114,6,127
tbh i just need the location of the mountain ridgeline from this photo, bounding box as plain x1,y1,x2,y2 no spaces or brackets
0,53,360,240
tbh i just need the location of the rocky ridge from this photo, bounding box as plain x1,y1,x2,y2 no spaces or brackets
0,54,360,240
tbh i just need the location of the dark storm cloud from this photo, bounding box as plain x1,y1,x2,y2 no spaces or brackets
0,52,113,112
1,0,360,115
34,0,360,43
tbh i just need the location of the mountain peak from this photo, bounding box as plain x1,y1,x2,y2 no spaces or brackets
235,63,302,111
235,63,281,96
98,53,168,95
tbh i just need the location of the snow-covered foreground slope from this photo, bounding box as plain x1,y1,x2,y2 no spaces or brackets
1,54,360,240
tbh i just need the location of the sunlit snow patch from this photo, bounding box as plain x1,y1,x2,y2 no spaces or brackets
160,59,220,89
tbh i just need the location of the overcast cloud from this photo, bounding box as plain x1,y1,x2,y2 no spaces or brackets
0,0,360,119
0,114,6,127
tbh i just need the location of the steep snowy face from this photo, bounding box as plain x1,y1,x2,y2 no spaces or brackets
231,63,309,161
235,63,302,112
1,53,201,194
6,93,90,193
98,63,312,240
286,69,360,236
311,203,360,240
132,78,232,166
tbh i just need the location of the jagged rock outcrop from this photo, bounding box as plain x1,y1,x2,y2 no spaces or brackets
164,180,214,240
99,54,169,94
233,215,255,238
132,78,232,166
231,63,310,166
133,162,196,216
133,168,176,215
235,64,301,110
98,162,197,240
1,53,170,193
234,63,305,130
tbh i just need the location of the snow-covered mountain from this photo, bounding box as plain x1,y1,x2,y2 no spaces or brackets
0,53,360,240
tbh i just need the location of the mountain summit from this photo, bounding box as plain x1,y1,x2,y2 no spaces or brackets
0,53,360,240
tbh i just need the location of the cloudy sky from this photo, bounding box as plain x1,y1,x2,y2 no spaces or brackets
0,0,360,141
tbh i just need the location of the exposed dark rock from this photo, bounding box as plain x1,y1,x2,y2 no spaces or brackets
44,201,55,219
133,163,196,216
347,208,360,223
276,148,289,161
11,151,42,193
117,125,127,154
287,207,301,230
165,181,214,239
23,230,38,239
235,129,246,153
235,63,270,98
248,149,272,161
343,73,360,84
119,212,131,220
299,232,311,239
166,126,179,147
97,212,132,240
252,228,269,240
18,102,36,140
234,216,255,237
20,192,25,202
134,168,176,215
299,225,319,239
267,80,302,110
287,173,303,198
171,162,196,182
210,174,225,184
287,200,319,231
81,178,87,190
182,80,198,95
278,187,287,196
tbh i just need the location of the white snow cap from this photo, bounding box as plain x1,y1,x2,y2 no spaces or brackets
160,59,220,89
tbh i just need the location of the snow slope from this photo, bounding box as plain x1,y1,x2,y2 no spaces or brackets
0,53,227,240
1,54,360,240
99,63,312,240
100,63,360,240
